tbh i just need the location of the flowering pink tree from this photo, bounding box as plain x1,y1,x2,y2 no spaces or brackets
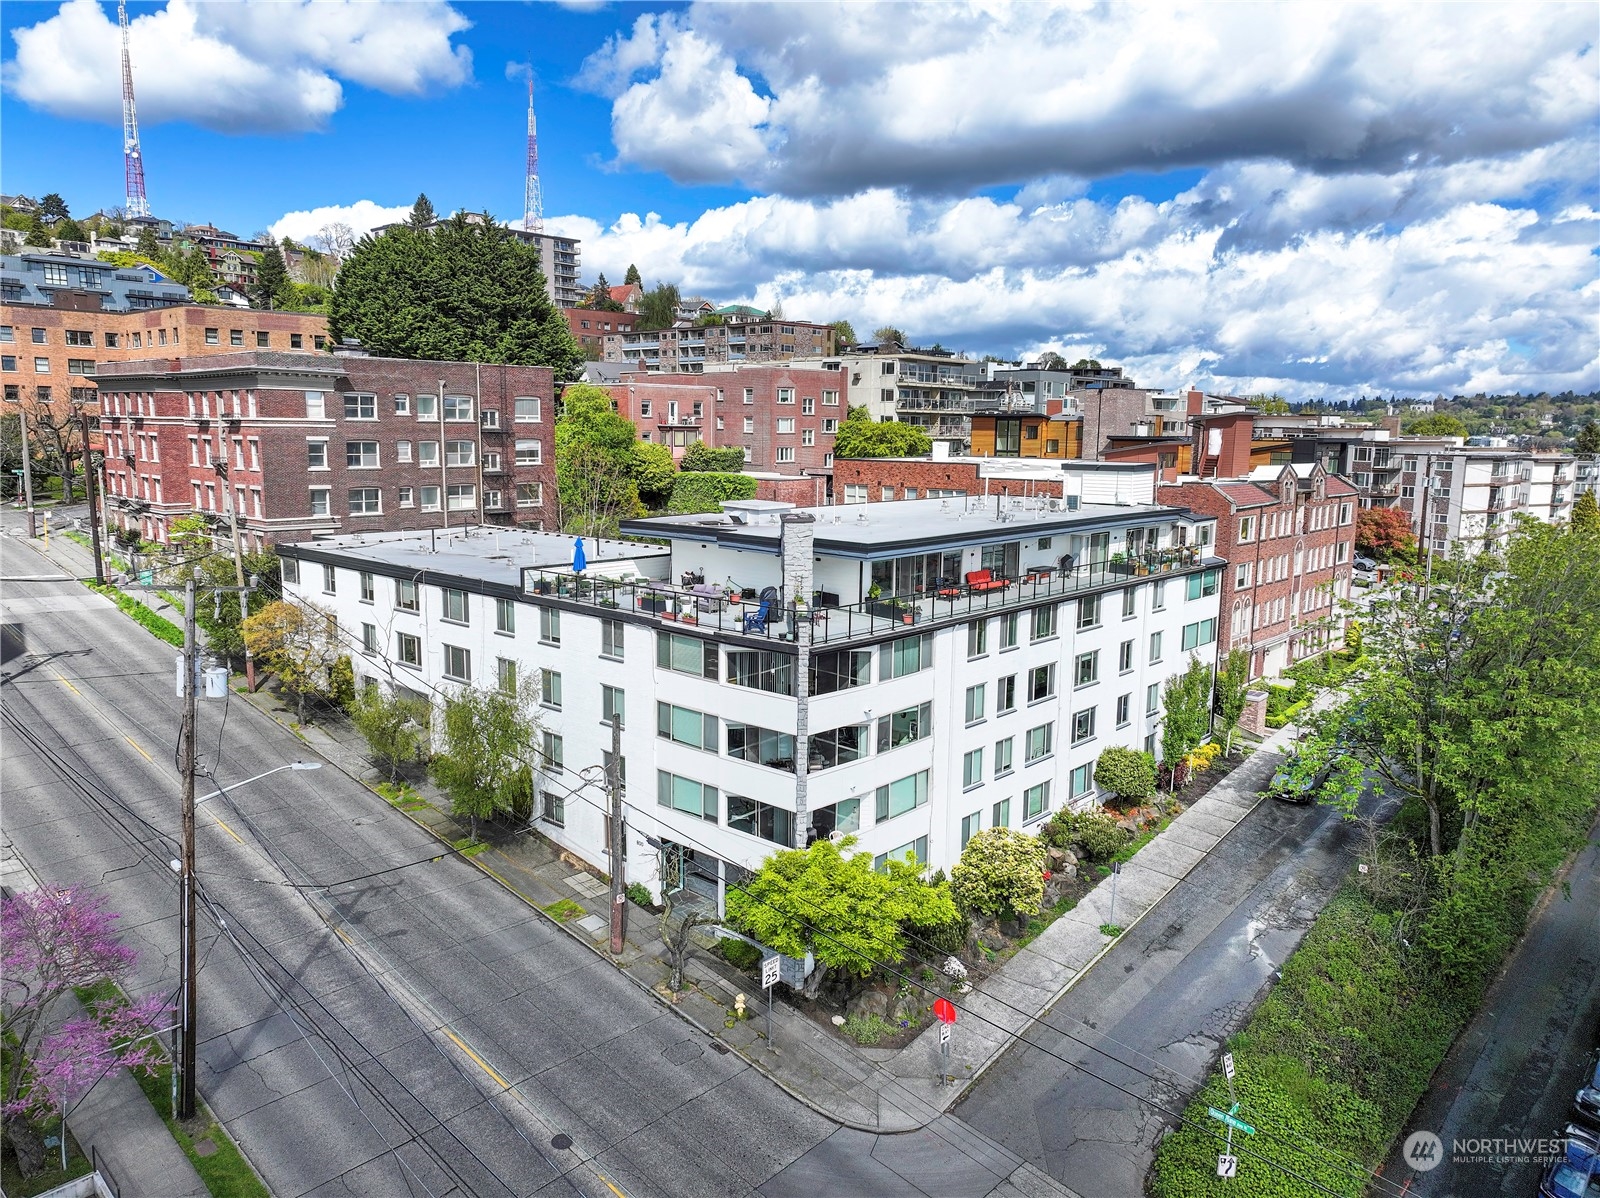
2,887,171,1177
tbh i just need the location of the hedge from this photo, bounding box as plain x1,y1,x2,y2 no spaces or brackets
668,471,757,514
679,442,746,473
1149,891,1477,1198
1264,699,1309,729
86,582,184,647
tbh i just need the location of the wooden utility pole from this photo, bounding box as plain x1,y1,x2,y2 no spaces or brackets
14,401,38,538
215,461,256,690
178,574,199,1119
606,713,626,954
74,404,106,584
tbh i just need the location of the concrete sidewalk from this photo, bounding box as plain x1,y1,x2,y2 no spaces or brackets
0,841,209,1198
237,675,1303,1134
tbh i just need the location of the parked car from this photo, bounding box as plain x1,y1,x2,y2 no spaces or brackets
1575,1049,1600,1130
1539,1124,1600,1198
1265,750,1334,803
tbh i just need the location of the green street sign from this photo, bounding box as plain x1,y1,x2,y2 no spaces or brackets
1208,1107,1257,1136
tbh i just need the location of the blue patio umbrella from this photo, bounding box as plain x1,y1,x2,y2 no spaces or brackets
572,537,587,573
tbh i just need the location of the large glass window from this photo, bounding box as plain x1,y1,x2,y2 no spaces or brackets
1074,652,1097,688
876,702,931,751
1023,781,1050,822
879,633,932,679
810,725,868,770
1187,569,1221,599
726,649,793,694
657,631,716,678
812,797,861,838
998,611,1019,650
726,723,796,770
1077,594,1102,629
1071,763,1094,798
443,644,470,681
874,836,928,872
728,797,793,845
967,619,988,658
346,441,379,468
874,771,929,822
1025,722,1054,762
657,771,718,822
343,393,376,419
811,647,871,693
442,588,468,623
657,703,717,751
396,578,418,611
539,669,562,710
1181,619,1218,650
601,618,624,659
539,606,560,644
1072,708,1096,744
1031,605,1058,641
1032,663,1059,700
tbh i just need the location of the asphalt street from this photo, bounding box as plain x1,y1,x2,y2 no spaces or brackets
1380,818,1600,1198
0,521,1066,1198
955,777,1378,1196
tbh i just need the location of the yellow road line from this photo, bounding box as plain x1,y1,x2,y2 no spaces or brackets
124,735,154,762
442,1028,509,1089
334,927,353,945
52,670,81,697
213,817,244,844
597,1175,627,1198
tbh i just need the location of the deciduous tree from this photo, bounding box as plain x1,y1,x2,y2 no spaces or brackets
349,685,432,782
871,325,906,346
1211,646,1253,753
242,599,347,724
1160,655,1212,790
636,282,681,330
2,888,168,1178
832,405,932,459
554,384,642,536
429,682,543,840
1404,412,1469,438
726,837,956,998
827,319,857,346
630,440,678,509
1356,506,1416,561
679,441,745,472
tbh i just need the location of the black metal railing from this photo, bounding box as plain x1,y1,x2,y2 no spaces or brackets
522,548,1208,648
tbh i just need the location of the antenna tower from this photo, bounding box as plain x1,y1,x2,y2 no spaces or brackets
119,1,150,218
523,73,543,234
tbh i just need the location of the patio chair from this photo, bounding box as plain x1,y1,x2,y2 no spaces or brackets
742,599,772,633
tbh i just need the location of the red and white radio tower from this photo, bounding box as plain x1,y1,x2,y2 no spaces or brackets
119,1,150,218
523,73,543,234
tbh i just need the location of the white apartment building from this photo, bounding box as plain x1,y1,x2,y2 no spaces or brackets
1400,447,1576,552
280,480,1220,913
839,350,989,451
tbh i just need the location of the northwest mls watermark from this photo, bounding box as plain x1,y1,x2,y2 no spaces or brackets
1403,1130,1568,1172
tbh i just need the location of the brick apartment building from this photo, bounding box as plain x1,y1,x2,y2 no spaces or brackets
605,362,848,476
1157,461,1357,680
563,308,638,356
94,350,555,550
3,249,329,421
603,317,836,372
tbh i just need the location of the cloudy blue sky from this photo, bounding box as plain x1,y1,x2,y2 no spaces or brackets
3,0,1597,399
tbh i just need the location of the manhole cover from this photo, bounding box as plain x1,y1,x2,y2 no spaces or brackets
663,1040,702,1065
551,1134,573,1151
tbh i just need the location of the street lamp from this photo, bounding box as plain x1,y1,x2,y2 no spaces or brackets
195,761,321,807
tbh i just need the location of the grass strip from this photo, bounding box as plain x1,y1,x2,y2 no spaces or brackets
84,582,184,647
75,982,269,1198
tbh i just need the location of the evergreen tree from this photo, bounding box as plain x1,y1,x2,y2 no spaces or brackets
407,193,436,229
253,242,291,309
54,217,87,243
1572,489,1599,534
38,193,69,222
135,225,161,258
24,214,52,247
624,263,642,286
1576,419,1600,454
328,212,583,376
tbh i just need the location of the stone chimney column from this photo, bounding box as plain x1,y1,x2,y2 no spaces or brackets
781,512,816,848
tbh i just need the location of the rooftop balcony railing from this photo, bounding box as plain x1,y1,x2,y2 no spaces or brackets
521,547,1209,649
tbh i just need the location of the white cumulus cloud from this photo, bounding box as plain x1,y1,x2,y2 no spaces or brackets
269,200,414,246
577,1,1599,197
5,0,473,134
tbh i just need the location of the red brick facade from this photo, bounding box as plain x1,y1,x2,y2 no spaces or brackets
607,364,847,475
562,308,638,355
93,351,556,550
1158,465,1357,680
831,457,1068,502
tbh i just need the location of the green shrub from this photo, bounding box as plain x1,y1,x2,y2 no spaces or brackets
1093,746,1158,801
1039,809,1128,863
908,908,969,956
718,938,763,972
626,882,654,909
85,582,184,647
841,1013,895,1045
951,827,1046,919
679,441,746,472
668,471,757,514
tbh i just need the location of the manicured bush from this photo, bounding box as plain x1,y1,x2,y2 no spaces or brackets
85,582,183,647
1038,809,1129,863
950,828,1046,919
679,441,746,473
1094,746,1158,801
667,471,757,514
718,938,763,972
